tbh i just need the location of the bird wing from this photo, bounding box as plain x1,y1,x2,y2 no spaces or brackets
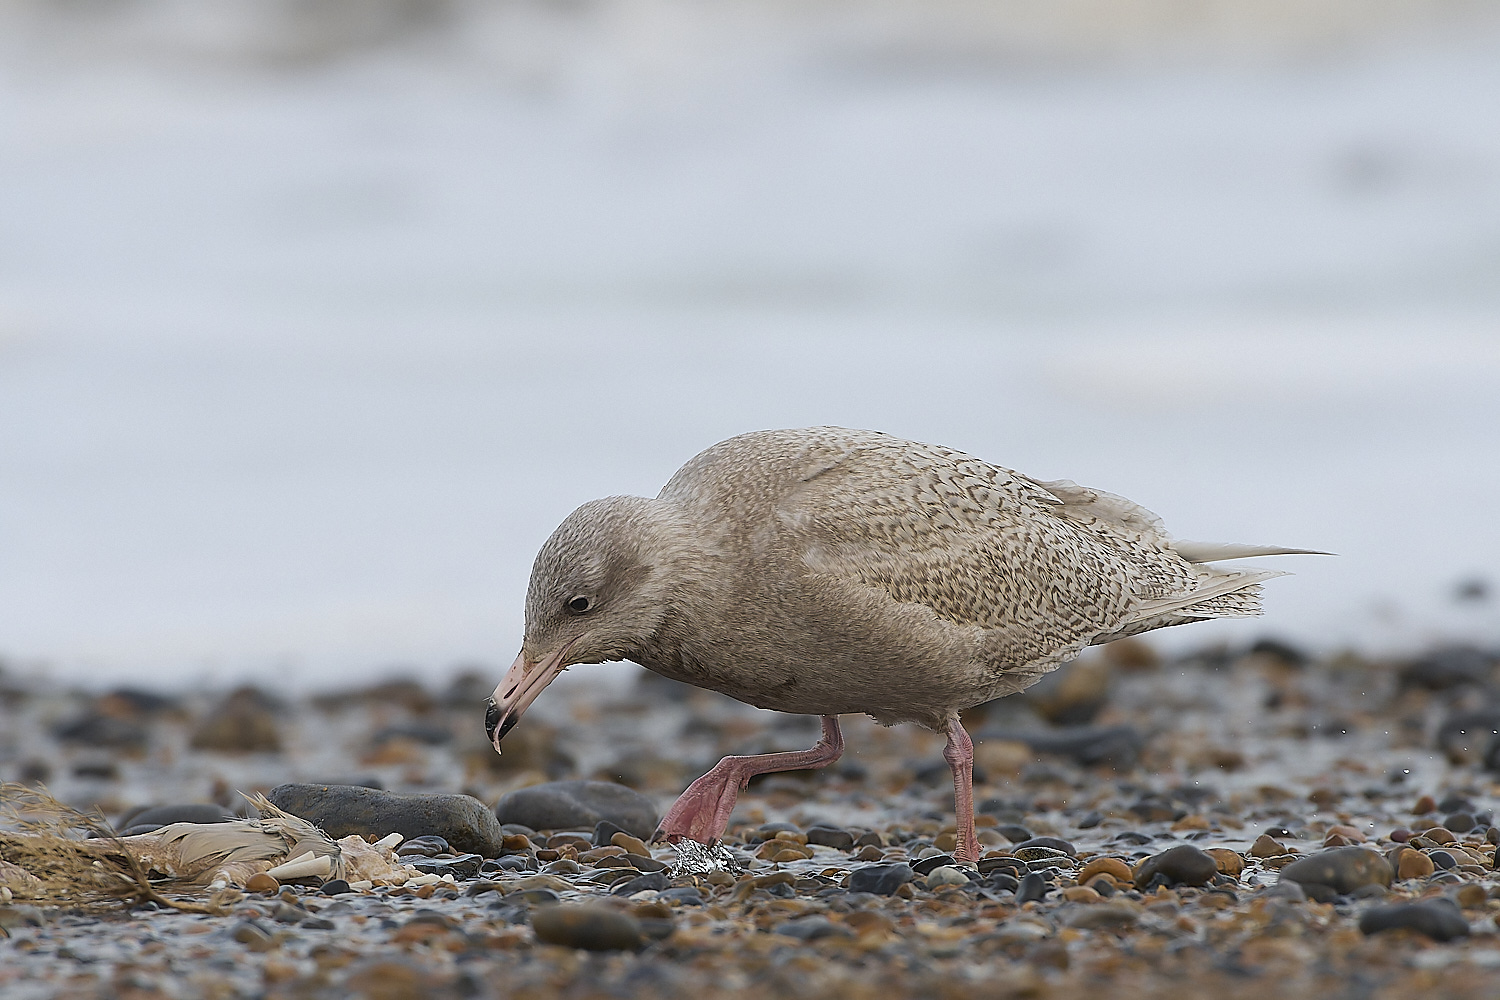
768,430,1244,669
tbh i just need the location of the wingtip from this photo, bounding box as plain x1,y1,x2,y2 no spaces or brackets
1172,541,1335,564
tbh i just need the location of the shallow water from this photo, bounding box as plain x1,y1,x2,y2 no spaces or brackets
0,6,1497,686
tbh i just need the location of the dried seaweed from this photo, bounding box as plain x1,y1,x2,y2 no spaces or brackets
0,783,226,913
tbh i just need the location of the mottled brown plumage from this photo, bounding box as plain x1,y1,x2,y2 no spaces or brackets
488,427,1314,860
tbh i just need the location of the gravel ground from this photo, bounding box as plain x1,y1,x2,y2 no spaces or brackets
5,638,1500,999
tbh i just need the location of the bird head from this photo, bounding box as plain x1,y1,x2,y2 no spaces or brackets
487,496,681,753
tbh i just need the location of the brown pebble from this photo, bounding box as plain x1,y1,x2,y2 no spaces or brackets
933,832,957,852
531,904,644,950
502,834,533,852
1204,848,1245,878
1413,795,1437,815
1249,834,1285,858
579,846,626,863
1423,827,1456,845
1171,814,1210,832
1325,824,1366,843
854,845,883,862
232,923,277,952
845,911,896,938
611,832,650,857
1457,883,1487,908
1390,828,1413,842
1061,886,1101,903
1076,857,1133,884
245,873,279,894
771,848,806,864
1396,849,1435,880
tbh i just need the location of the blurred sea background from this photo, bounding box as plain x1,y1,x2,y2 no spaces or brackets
1,0,1498,691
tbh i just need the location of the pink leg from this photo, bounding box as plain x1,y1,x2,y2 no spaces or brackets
944,714,979,864
656,716,844,845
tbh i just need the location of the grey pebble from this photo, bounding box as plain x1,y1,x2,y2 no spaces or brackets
1132,845,1218,889
776,916,851,940
531,904,643,951
848,863,914,896
1015,872,1050,904
119,804,234,828
611,872,669,896
409,854,484,879
1359,899,1470,941
910,854,957,876
1279,847,1393,896
494,780,659,840
805,825,855,850
924,866,971,889
267,783,507,857
395,836,451,857
1066,902,1139,929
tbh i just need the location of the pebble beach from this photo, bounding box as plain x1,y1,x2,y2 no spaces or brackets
7,637,1500,998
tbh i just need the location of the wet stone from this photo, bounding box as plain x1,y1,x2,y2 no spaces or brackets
319,879,352,896
611,872,669,896
189,687,283,753
978,857,1028,877
993,825,1033,843
1133,845,1219,889
245,873,279,894
656,887,705,905
231,921,276,952
120,803,234,828
1015,836,1077,857
267,783,507,857
409,854,483,879
53,714,150,751
1359,899,1471,941
592,819,627,847
910,853,957,875
985,873,1021,892
848,863,915,895
482,856,536,874
395,836,451,857
1110,831,1153,846
776,916,850,940
494,780,659,840
1280,847,1393,895
1066,901,1140,929
924,866,971,889
987,724,1144,768
1399,647,1496,690
531,904,644,951
805,825,855,850
1015,871,1050,904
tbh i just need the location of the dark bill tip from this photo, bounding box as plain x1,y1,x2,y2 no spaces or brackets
484,698,502,744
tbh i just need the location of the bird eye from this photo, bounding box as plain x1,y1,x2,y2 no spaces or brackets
568,596,592,613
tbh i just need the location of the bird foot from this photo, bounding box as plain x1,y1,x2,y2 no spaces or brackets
655,764,742,845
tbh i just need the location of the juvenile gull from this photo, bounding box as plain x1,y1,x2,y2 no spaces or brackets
486,427,1317,862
